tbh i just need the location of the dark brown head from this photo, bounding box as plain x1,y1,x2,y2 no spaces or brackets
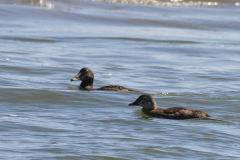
71,68,94,90
129,94,157,110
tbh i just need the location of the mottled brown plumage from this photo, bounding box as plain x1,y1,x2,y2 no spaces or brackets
96,85,138,92
71,68,139,92
129,94,210,119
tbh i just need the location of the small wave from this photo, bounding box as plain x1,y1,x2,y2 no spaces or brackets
52,36,201,44
107,37,201,43
30,0,56,9
94,0,218,7
0,36,58,43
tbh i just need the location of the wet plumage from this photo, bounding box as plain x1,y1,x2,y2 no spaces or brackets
71,67,139,92
129,94,210,119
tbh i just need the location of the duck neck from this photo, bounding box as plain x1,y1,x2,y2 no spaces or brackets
143,100,158,110
80,78,94,90
150,101,158,110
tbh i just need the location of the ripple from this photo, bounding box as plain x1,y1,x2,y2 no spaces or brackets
0,36,58,43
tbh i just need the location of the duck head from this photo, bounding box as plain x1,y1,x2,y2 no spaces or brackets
71,67,94,89
129,94,157,110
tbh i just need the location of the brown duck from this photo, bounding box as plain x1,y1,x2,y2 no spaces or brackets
129,94,210,119
71,67,139,92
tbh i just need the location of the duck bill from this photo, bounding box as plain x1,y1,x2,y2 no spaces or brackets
128,101,139,106
71,73,81,81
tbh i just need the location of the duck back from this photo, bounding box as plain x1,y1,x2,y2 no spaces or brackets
96,85,139,92
142,107,210,119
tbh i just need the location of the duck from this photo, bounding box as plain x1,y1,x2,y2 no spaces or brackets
71,67,139,92
129,94,210,119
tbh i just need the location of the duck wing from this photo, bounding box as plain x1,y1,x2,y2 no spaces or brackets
96,85,139,92
163,107,210,119
144,107,210,119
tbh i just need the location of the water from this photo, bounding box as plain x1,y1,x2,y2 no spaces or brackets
0,0,240,159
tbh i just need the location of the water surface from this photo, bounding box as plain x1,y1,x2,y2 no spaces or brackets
0,0,240,159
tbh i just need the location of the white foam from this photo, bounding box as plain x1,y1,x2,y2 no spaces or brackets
103,74,113,76
9,114,18,117
94,0,219,7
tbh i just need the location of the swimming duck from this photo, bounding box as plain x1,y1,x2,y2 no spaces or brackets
71,67,139,92
129,94,210,119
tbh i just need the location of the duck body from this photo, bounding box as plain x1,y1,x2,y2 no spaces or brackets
71,68,139,92
129,95,210,119
142,107,210,119
96,85,138,92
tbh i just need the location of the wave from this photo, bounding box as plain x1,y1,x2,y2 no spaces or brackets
93,0,240,7
1,0,240,8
